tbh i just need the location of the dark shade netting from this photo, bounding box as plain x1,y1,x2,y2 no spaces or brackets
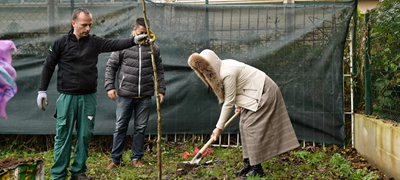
0,0,356,145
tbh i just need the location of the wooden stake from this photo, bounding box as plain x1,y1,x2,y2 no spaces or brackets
140,1,162,179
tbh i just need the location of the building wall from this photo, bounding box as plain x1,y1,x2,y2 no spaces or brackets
358,0,380,12
354,114,399,180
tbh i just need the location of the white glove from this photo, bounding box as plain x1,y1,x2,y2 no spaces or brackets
37,91,48,111
134,34,149,45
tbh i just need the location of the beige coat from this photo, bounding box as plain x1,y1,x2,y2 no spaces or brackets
188,49,266,129
216,59,266,129
188,49,299,165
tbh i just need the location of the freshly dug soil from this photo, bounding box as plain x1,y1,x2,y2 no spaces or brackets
176,162,197,177
0,157,44,170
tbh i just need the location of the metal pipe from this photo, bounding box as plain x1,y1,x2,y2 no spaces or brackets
351,7,358,111
364,12,372,115
350,8,358,148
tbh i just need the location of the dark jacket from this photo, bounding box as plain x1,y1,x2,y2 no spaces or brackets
39,31,136,95
104,42,165,97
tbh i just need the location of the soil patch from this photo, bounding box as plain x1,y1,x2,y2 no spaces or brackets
176,162,197,176
0,157,44,170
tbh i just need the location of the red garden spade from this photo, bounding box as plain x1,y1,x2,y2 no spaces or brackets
176,112,240,175
189,112,240,164
176,112,240,176
189,113,240,164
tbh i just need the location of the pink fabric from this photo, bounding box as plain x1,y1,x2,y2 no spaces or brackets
0,40,18,119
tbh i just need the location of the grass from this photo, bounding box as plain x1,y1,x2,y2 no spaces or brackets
0,135,385,180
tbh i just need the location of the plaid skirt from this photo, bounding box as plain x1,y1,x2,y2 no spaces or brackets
240,76,299,165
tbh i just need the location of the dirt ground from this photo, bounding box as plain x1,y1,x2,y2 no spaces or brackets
170,145,394,180
0,157,44,170
302,146,393,180
0,138,395,180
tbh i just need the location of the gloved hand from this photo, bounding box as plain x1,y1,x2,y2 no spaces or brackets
37,91,48,111
134,34,150,45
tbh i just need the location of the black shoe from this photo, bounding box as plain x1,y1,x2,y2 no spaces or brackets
241,164,265,179
233,158,250,177
71,174,92,180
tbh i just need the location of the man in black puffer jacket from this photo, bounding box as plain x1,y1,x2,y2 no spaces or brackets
104,17,165,169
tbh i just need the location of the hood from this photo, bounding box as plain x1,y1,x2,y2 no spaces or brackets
187,49,224,104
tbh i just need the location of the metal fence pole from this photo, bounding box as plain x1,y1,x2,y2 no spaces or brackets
351,9,358,110
70,0,75,31
205,0,209,49
350,8,357,148
364,12,372,115
48,0,55,35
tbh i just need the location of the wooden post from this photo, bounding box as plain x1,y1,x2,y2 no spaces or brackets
141,1,163,179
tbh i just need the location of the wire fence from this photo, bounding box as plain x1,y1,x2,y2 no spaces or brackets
357,4,400,123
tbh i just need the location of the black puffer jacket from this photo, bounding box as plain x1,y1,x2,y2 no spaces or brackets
104,43,165,97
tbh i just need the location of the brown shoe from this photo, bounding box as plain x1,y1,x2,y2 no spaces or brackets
106,160,120,169
132,159,144,167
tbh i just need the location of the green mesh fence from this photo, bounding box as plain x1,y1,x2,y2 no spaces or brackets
366,2,400,123
371,69,400,123
0,0,356,145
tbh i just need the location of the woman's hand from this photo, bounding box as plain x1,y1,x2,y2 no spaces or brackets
211,128,222,141
235,107,241,115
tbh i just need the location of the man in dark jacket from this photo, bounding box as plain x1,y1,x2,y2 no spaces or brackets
105,17,165,169
36,8,148,180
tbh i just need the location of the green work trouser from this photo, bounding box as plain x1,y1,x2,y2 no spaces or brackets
50,93,96,180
